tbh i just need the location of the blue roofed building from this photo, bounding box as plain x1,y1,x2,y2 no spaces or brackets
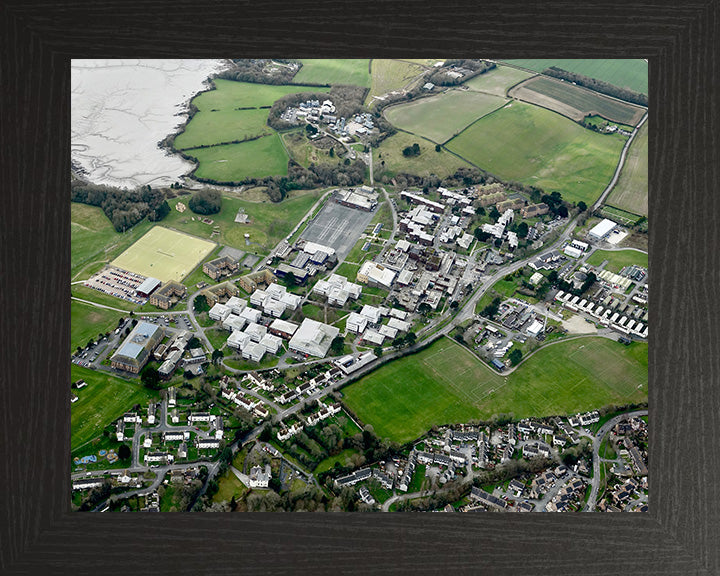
111,321,164,373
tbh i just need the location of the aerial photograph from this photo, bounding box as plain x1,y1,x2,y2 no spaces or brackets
71,58,648,513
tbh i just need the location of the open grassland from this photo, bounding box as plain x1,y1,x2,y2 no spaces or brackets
464,65,535,97
293,59,371,87
343,336,647,444
174,108,272,150
190,133,289,182
586,249,648,273
314,448,361,473
502,59,648,95
164,190,321,253
71,203,155,278
111,226,216,282
445,102,625,206
212,469,249,504
71,300,125,352
281,130,337,167
374,131,473,180
190,79,328,111
385,90,508,144
510,76,645,126
71,364,159,451
607,120,648,216
366,59,426,105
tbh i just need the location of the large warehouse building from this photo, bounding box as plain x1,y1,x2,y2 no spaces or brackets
111,321,164,373
588,218,617,242
288,319,339,358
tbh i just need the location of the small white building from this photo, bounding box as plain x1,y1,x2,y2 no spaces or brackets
209,303,231,322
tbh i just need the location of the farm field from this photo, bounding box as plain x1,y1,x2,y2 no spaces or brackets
185,79,328,112
189,133,289,182
373,131,473,180
445,102,625,206
586,249,648,273
366,59,425,105
71,364,159,451
293,59,371,87
607,120,648,216
384,89,508,144
174,108,272,150
510,76,645,126
342,336,647,444
71,203,155,279
164,189,322,254
464,65,535,97
502,59,648,95
71,299,125,352
111,226,216,282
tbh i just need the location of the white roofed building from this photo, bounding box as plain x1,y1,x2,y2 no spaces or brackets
357,261,396,289
288,319,340,358
209,303,231,321
346,312,368,334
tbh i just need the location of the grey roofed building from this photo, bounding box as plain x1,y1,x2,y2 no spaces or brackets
111,321,164,373
288,318,340,358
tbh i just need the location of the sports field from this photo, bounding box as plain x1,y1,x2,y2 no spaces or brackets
373,131,473,180
71,299,125,352
111,226,216,282
190,133,289,182
163,189,322,254
607,120,648,216
502,59,648,95
510,76,645,126
366,59,425,105
445,102,625,206
385,90,508,144
586,249,648,273
342,336,647,444
464,65,535,97
71,364,160,451
293,59,371,87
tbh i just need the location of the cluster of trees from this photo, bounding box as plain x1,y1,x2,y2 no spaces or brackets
215,59,300,85
543,66,648,107
541,190,569,218
427,59,496,86
391,331,417,349
402,142,421,157
71,181,170,232
188,189,222,215
479,296,502,320
194,294,210,313
77,480,112,511
548,269,597,296
508,348,523,366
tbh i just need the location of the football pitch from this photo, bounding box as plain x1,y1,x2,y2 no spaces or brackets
111,226,216,282
342,336,648,444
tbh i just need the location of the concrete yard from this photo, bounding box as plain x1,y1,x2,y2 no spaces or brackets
300,201,376,262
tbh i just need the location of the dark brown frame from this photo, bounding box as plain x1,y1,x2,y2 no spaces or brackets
1,1,718,574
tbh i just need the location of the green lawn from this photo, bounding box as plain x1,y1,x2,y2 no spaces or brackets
464,64,535,97
366,59,425,105
408,464,427,492
71,300,125,352
192,79,329,110
445,102,625,206
71,365,159,451
585,249,648,273
314,448,361,473
502,59,648,95
293,59,371,87
374,131,473,180
71,284,138,311
190,133,289,183
514,76,645,126
607,120,648,217
174,108,273,150
224,355,280,371
343,336,647,444
205,327,229,350
385,90,508,144
163,189,322,253
213,469,249,504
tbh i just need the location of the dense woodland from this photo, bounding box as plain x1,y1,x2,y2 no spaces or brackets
427,59,496,86
543,66,648,107
215,59,300,85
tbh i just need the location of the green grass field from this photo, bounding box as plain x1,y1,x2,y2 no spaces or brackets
314,448,361,473
585,249,648,273
111,226,216,282
71,203,155,279
190,79,329,111
513,76,645,126
502,59,648,95
280,130,337,168
164,189,321,253
174,108,272,150
607,120,648,216
213,469,249,504
293,59,371,86
464,65,535,97
445,102,625,206
71,365,159,451
190,133,290,182
343,336,647,444
71,300,125,352
374,131,473,180
385,90,508,144
71,284,138,311
366,59,425,105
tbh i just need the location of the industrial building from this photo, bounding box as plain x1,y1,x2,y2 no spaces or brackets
588,218,617,242
110,321,164,373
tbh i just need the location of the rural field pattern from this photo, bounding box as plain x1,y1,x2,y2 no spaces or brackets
606,120,649,217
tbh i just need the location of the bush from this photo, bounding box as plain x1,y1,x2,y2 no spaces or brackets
188,189,222,215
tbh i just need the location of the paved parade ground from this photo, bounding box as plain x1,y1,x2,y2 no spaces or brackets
300,200,375,261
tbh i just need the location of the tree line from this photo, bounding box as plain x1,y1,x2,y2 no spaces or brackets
426,59,496,86
215,59,300,85
543,66,648,107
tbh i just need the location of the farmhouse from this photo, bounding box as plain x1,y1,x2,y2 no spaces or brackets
288,319,340,358
110,321,164,373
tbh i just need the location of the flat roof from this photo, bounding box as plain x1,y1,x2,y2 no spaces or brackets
588,218,617,239
136,277,161,295
115,321,162,360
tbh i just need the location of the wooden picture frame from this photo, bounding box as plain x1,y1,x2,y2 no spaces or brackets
1,1,717,574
